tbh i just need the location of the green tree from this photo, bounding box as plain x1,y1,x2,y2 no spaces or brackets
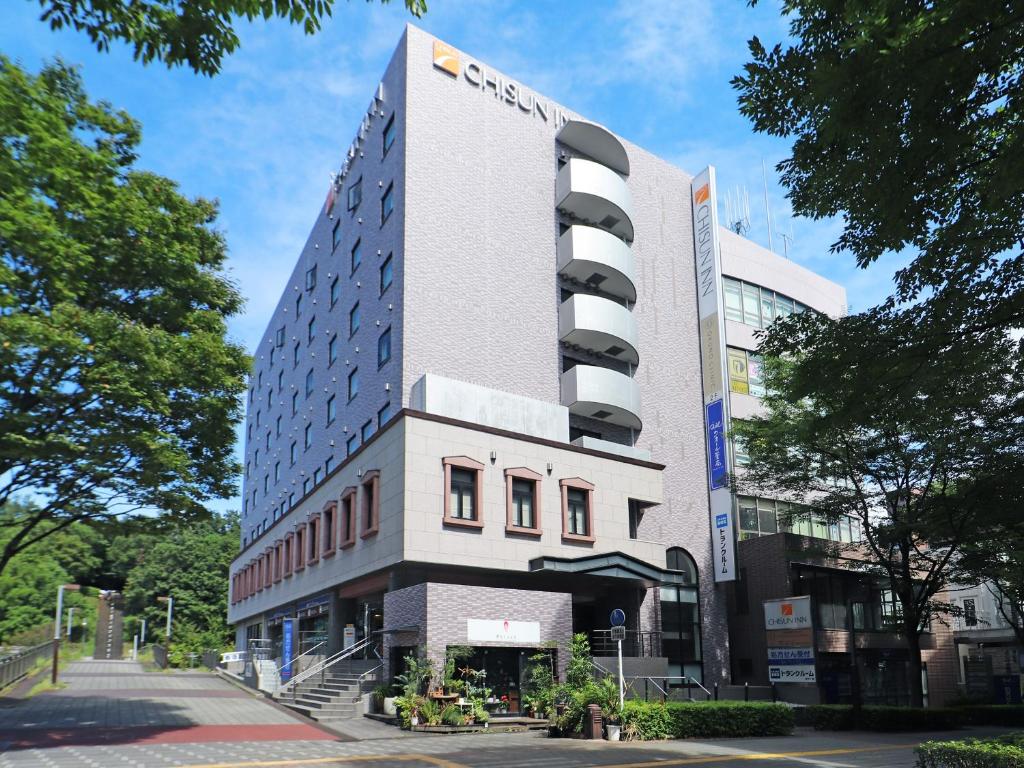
122,512,238,645
735,306,1021,708
0,57,250,576
732,1,1024,333
34,0,428,76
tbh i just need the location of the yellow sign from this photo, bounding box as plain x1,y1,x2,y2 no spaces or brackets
432,41,460,77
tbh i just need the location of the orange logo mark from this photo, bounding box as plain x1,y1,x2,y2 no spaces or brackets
433,41,460,77
694,184,710,205
781,603,793,616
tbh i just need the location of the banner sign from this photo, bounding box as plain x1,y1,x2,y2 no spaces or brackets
768,647,816,683
691,166,736,582
280,618,295,682
467,619,540,644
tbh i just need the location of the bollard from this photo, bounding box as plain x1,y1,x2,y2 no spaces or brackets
714,682,719,701
744,682,749,702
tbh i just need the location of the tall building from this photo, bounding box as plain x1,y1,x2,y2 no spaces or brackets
228,25,846,703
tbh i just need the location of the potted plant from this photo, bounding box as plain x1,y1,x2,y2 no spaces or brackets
597,676,622,741
372,684,391,714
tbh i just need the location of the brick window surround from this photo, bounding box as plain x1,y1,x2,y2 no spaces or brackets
340,487,358,548
263,549,273,588
283,533,294,577
443,456,485,529
294,524,306,571
361,470,381,539
321,501,337,558
274,541,284,582
307,513,321,566
255,558,264,592
560,477,596,544
505,467,543,536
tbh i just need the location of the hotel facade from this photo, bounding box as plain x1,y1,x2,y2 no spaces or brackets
228,25,850,705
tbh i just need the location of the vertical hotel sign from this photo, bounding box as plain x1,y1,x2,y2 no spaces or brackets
692,166,736,582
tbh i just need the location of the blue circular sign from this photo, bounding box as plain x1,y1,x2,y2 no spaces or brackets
610,609,626,627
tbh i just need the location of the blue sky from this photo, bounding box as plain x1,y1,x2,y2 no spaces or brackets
2,0,905,513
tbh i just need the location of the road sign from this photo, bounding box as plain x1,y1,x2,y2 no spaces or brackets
610,626,626,641
610,608,626,627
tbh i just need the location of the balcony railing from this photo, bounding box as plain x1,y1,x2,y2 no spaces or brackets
556,158,634,242
560,364,642,431
590,629,662,658
557,225,636,302
558,293,638,365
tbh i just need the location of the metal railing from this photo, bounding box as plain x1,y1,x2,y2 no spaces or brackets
279,641,325,679
590,629,662,657
626,675,712,702
0,641,53,691
279,635,377,697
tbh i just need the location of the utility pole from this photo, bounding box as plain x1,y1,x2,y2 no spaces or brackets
52,584,80,684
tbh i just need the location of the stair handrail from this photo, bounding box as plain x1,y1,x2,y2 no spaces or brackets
279,635,375,695
280,640,325,679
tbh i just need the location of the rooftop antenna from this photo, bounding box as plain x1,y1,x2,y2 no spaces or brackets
761,158,774,253
779,227,794,259
724,186,751,237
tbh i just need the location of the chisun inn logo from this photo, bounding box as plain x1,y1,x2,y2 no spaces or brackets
433,41,460,77
693,184,711,206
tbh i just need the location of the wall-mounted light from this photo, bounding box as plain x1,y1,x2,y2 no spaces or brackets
490,450,497,464
546,463,553,475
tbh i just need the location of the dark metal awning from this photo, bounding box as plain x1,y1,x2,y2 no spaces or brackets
528,551,687,587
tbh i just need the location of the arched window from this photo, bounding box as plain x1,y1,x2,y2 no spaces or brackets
666,547,698,585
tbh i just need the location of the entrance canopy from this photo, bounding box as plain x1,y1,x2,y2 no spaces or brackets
528,551,686,588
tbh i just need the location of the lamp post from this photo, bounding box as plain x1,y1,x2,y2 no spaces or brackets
66,607,75,640
141,618,147,645
53,584,80,684
157,596,173,641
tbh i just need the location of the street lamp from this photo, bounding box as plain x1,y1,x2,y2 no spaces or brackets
53,584,80,684
157,596,174,640
66,607,75,639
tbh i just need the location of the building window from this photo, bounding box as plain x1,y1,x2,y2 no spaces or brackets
339,487,357,548
274,462,280,483
313,467,321,485
274,541,284,582
278,370,284,392
307,316,316,343
275,326,286,347
377,326,391,367
305,265,317,291
380,254,393,295
348,367,359,401
560,478,595,543
304,423,312,450
361,419,374,442
963,598,978,627
727,347,765,398
377,401,392,428
347,434,359,456
291,391,298,416
254,448,260,467
380,183,394,225
295,292,303,316
325,455,334,474
293,341,301,367
443,456,484,528
330,276,340,308
307,514,320,565
722,276,807,330
349,302,360,337
351,238,362,274
265,430,271,451
263,473,269,494
382,114,396,157
347,177,362,211
305,368,314,398
505,468,541,535
332,220,341,252
294,524,305,571
328,334,338,365
289,441,297,466
661,548,702,682
283,533,293,577
361,469,380,538
255,409,261,428
321,502,336,558
327,395,336,425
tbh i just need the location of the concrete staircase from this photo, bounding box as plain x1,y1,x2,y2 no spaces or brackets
276,658,380,722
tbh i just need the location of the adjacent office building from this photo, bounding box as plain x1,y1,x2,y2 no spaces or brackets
228,25,850,706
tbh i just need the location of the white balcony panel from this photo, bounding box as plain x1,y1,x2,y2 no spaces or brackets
557,225,636,302
561,365,642,432
557,120,630,175
559,294,639,365
556,159,634,242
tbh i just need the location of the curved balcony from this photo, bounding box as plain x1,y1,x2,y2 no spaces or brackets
556,159,634,242
557,225,637,302
560,365,642,431
557,120,630,176
559,294,638,365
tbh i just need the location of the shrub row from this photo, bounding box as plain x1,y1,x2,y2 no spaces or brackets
621,701,794,741
916,734,1024,768
807,705,963,732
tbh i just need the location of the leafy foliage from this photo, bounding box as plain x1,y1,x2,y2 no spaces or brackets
808,704,962,732
917,733,1024,768
34,0,428,76
620,701,794,741
0,56,249,576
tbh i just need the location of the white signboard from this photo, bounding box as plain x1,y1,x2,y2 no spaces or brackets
763,596,813,630
768,647,816,683
467,619,540,644
691,166,736,582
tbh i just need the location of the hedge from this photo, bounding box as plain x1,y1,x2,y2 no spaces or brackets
621,701,794,741
958,707,1024,727
916,734,1024,768
807,705,963,732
